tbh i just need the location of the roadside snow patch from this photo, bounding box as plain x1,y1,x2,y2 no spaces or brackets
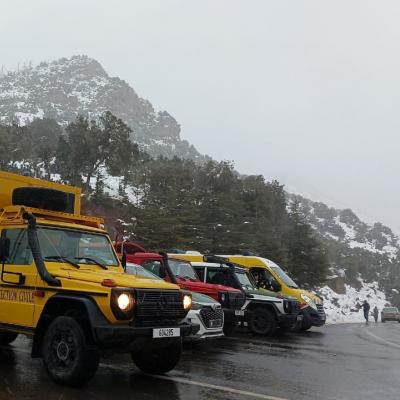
319,281,389,324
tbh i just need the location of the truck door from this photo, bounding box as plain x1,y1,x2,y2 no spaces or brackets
0,228,37,327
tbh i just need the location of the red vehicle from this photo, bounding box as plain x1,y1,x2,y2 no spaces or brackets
115,242,245,334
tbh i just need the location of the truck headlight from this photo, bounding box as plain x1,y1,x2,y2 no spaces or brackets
301,293,317,310
218,291,228,305
118,293,132,311
183,294,192,310
111,290,135,320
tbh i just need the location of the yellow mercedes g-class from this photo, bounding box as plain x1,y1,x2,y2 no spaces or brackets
0,171,194,386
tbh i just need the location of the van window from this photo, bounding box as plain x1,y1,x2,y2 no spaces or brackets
2,229,33,265
268,264,298,288
251,267,279,291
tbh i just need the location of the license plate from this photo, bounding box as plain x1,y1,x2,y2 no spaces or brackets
153,328,180,338
235,310,245,316
297,315,303,321
209,319,222,328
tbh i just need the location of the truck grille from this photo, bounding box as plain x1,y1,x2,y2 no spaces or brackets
283,299,300,315
316,304,325,316
199,307,224,329
135,290,187,323
228,292,246,309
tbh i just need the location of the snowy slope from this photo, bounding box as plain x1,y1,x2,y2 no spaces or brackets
319,280,388,324
0,56,207,162
285,193,400,315
288,194,400,260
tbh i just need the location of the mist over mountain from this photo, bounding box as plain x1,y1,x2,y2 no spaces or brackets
0,55,207,161
0,55,399,311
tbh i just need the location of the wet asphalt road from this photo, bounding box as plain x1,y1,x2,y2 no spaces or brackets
0,323,400,400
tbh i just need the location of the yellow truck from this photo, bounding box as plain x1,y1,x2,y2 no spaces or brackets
220,255,326,331
0,171,194,386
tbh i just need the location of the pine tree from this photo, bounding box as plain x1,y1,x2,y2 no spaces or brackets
284,202,329,287
55,112,139,190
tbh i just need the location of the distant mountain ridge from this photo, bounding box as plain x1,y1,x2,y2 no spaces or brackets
0,55,207,161
288,193,399,259
288,193,400,307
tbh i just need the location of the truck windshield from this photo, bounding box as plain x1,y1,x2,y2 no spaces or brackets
235,271,256,290
37,227,119,266
267,260,298,288
169,259,198,280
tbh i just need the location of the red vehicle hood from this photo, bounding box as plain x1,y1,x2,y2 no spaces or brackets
174,276,240,294
126,252,163,261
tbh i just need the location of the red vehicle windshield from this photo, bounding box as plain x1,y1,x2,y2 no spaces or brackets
168,259,198,280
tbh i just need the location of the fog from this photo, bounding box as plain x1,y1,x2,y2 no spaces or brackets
2,1,400,230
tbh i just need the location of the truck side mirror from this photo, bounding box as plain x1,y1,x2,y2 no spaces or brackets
271,280,281,292
121,251,127,271
0,237,10,263
159,266,167,279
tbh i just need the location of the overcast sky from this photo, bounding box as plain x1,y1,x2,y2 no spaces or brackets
2,1,400,230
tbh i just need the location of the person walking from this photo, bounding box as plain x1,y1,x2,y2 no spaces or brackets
361,300,371,324
373,306,379,323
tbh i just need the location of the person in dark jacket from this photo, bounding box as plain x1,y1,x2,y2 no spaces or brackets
373,306,379,323
361,300,371,324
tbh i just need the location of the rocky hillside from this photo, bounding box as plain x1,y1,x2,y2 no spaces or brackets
288,194,399,259
288,193,400,308
0,55,206,161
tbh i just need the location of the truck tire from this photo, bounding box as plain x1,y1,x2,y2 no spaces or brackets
131,338,182,374
300,321,312,331
290,319,303,332
223,319,238,336
0,332,18,345
291,316,312,332
248,308,277,336
42,316,99,386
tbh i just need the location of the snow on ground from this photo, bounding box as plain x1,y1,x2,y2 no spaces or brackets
88,167,144,205
335,215,356,240
319,280,389,324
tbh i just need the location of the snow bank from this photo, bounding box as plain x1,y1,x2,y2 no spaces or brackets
319,280,389,324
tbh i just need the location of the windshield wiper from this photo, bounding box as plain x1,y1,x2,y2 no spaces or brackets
44,255,80,269
74,257,108,270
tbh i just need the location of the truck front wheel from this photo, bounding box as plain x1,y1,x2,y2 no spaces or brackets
299,320,312,331
223,319,238,336
42,316,99,386
131,338,182,374
0,332,18,345
248,308,277,336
